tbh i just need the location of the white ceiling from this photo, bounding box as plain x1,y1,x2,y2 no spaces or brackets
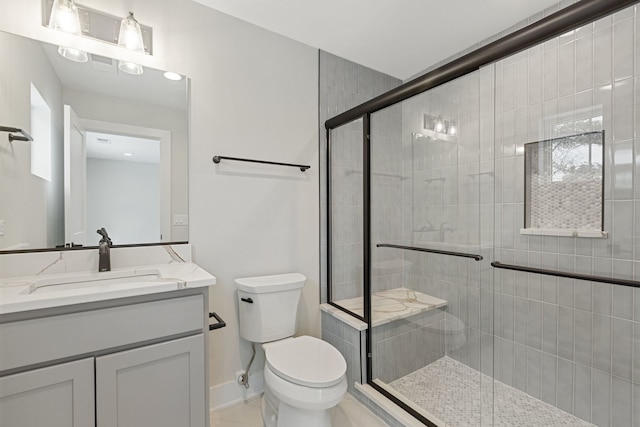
86,132,160,164
42,44,188,111
194,0,561,79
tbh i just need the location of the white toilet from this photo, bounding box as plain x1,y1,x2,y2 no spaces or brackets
235,273,347,427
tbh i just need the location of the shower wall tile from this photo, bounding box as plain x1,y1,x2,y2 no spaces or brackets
573,310,592,366
614,18,635,82
594,27,613,87
321,311,363,394
576,34,594,92
541,353,557,405
514,342,528,392
613,285,634,320
612,318,633,380
574,363,592,423
556,357,574,414
593,314,612,373
634,382,640,427
592,369,612,427
634,321,640,383
542,303,558,355
557,306,574,360
319,50,401,304
612,377,633,427
526,348,542,399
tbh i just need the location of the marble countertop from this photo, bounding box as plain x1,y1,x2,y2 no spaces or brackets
0,262,216,315
322,287,447,329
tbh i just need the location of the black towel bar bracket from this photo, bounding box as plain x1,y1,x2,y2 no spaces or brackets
209,312,226,331
0,126,33,142
213,155,310,172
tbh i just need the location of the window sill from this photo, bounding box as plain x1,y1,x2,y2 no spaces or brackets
520,228,608,238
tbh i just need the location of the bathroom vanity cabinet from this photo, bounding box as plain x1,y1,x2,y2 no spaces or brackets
0,289,209,427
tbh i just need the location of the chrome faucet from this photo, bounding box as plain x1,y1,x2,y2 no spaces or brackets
97,228,112,272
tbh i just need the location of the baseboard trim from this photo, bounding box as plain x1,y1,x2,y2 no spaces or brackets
209,370,264,411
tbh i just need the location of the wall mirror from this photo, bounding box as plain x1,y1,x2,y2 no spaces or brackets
0,29,189,252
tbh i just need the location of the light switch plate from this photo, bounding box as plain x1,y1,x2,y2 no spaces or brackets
173,214,188,226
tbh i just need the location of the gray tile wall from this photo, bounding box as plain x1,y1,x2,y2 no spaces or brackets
321,311,364,393
372,309,446,383
491,7,640,426
319,50,402,303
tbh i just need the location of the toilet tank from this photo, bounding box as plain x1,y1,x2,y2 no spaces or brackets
234,273,306,343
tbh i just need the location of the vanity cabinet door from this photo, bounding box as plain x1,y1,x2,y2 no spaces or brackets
0,358,95,427
96,334,205,427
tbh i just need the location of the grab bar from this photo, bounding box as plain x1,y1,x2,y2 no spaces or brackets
491,261,640,289
376,243,483,261
209,312,227,330
213,155,310,172
0,126,33,142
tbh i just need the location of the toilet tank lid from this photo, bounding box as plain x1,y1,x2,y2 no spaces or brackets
234,273,306,293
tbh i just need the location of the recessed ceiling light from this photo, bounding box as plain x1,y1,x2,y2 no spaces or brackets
123,152,133,156
163,71,182,81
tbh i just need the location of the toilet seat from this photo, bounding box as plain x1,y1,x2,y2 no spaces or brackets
264,335,346,388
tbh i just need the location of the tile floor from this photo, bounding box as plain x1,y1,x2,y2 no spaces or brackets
389,356,594,427
211,392,390,427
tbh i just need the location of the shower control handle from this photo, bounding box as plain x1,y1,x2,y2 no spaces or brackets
241,297,253,304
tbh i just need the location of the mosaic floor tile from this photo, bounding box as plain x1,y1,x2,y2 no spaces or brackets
388,357,594,427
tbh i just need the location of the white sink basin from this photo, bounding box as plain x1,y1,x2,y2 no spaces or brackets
19,268,163,295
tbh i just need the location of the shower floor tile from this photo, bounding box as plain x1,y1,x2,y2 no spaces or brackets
388,356,594,427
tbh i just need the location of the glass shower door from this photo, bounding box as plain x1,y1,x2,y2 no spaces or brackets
368,70,494,426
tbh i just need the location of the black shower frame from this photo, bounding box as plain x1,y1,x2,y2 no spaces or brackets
324,0,640,425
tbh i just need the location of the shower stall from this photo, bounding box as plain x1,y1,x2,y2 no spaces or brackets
323,0,640,426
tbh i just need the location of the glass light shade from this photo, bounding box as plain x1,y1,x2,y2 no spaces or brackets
118,12,145,53
48,0,82,34
57,46,88,62
434,116,445,133
118,60,144,75
163,71,182,81
448,121,457,136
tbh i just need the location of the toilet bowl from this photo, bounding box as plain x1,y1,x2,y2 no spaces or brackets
262,336,347,427
234,273,348,427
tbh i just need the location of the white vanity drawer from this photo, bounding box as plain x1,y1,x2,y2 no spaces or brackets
0,294,204,373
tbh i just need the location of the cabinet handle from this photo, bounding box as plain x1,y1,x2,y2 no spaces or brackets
240,297,253,304
209,312,226,330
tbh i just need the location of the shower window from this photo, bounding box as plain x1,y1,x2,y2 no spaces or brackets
523,131,606,238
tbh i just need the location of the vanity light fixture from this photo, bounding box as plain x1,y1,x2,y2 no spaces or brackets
44,1,153,69
117,12,145,75
48,0,88,62
423,114,458,138
448,120,457,136
163,71,183,81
